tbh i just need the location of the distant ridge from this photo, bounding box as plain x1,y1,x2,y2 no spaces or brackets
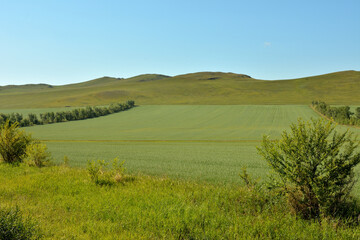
0,70,359,108
0,83,53,89
174,72,252,81
126,74,170,82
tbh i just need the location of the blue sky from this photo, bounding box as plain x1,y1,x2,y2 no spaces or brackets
0,0,359,85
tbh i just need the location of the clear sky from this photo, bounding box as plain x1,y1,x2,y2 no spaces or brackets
0,0,359,85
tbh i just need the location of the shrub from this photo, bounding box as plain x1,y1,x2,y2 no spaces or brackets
23,142,51,167
0,207,42,240
239,167,259,189
87,158,128,186
0,121,32,164
63,155,70,166
258,118,360,219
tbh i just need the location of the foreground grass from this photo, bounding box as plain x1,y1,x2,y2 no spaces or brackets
1,164,360,239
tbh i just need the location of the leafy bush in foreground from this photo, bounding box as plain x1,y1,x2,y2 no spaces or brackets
0,121,32,164
0,207,41,240
2,164,360,239
87,158,132,186
0,121,51,167
23,142,52,167
258,118,360,219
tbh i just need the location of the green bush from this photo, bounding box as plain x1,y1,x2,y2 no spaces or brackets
23,142,51,167
258,118,360,219
239,167,259,189
0,121,32,164
0,207,42,240
87,158,130,186
63,155,70,166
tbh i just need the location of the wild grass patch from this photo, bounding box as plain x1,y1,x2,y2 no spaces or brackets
1,164,360,239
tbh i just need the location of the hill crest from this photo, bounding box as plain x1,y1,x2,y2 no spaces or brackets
173,72,252,81
0,70,359,108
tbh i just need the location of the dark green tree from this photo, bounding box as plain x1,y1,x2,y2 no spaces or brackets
0,121,33,164
356,107,360,119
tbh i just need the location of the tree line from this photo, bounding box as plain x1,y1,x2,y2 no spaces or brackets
311,100,360,126
0,100,135,127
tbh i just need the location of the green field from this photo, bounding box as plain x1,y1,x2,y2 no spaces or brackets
20,105,360,188
28,105,320,140
45,141,263,184
2,105,360,238
3,102,360,239
1,70,360,108
1,6,359,238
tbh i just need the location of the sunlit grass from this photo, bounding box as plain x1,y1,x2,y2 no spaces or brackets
2,164,360,239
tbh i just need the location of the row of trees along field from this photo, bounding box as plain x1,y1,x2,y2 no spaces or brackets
0,100,135,127
312,101,360,126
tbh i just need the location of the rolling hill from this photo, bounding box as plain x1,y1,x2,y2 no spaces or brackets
0,70,359,108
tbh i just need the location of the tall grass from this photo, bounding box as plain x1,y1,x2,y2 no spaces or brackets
1,164,360,239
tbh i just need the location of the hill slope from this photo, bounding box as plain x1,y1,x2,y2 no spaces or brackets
0,71,359,108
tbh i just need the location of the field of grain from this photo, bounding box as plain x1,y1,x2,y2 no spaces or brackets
3,105,360,239
16,105,358,188
27,105,320,140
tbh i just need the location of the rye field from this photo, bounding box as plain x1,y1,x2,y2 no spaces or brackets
7,105,358,188
2,104,360,239
26,105,320,140
26,105,318,183
2,103,360,238
0,1,359,237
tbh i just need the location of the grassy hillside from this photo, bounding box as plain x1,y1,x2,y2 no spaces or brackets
1,71,359,108
0,106,81,116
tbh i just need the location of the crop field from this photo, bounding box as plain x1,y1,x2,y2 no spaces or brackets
17,105,359,188
45,141,263,184
3,104,360,238
1,2,359,237
28,105,320,140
